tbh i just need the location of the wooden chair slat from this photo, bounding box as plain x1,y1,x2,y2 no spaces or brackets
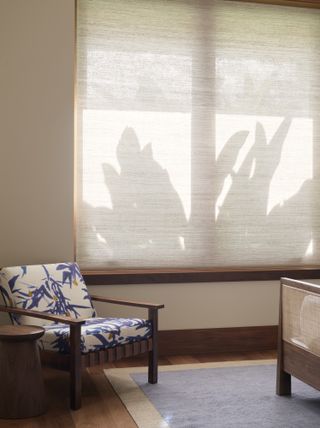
140,340,147,353
107,348,115,362
124,344,132,358
133,342,140,355
116,346,124,360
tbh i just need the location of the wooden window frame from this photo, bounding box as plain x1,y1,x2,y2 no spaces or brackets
229,0,320,9
76,0,320,285
83,268,320,285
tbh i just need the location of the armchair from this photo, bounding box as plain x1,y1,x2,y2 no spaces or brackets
0,263,164,410
277,277,320,396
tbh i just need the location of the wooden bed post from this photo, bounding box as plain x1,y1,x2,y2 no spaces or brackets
148,308,158,384
276,278,291,395
70,324,82,410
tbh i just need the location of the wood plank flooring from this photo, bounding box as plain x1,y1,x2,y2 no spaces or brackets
0,350,276,428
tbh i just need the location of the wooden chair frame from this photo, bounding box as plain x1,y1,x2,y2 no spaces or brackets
0,296,164,410
277,277,320,396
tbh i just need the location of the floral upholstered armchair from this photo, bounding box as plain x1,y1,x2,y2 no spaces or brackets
0,263,164,410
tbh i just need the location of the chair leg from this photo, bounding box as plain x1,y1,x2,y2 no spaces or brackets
148,308,158,384
70,324,82,410
148,348,158,384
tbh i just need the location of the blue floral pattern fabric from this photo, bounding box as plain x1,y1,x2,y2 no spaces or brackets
0,263,152,354
39,317,152,354
0,263,96,326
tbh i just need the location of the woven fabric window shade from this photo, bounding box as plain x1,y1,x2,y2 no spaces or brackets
76,0,320,270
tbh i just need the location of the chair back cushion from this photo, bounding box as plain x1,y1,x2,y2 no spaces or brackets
0,262,96,326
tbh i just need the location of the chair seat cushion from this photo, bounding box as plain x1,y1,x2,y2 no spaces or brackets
39,317,152,354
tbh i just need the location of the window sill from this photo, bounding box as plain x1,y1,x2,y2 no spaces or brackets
83,267,320,285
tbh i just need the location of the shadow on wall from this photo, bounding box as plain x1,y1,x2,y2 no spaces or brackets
80,120,313,268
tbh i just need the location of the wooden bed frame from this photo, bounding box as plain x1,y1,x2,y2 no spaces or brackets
277,277,320,395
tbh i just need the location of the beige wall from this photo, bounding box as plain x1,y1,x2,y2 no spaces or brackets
0,0,281,330
0,0,75,267
90,281,280,330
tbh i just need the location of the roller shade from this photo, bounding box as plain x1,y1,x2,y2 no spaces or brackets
76,0,320,269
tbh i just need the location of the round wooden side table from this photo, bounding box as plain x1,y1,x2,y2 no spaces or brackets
0,325,47,419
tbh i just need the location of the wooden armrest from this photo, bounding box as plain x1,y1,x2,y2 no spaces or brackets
281,277,320,294
0,305,85,325
90,295,164,310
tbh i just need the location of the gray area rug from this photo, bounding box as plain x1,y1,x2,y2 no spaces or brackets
106,362,320,428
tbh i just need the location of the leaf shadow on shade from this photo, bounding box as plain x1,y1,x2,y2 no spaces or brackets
80,119,313,268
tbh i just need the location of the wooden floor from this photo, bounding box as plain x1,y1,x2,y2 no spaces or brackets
0,350,276,428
